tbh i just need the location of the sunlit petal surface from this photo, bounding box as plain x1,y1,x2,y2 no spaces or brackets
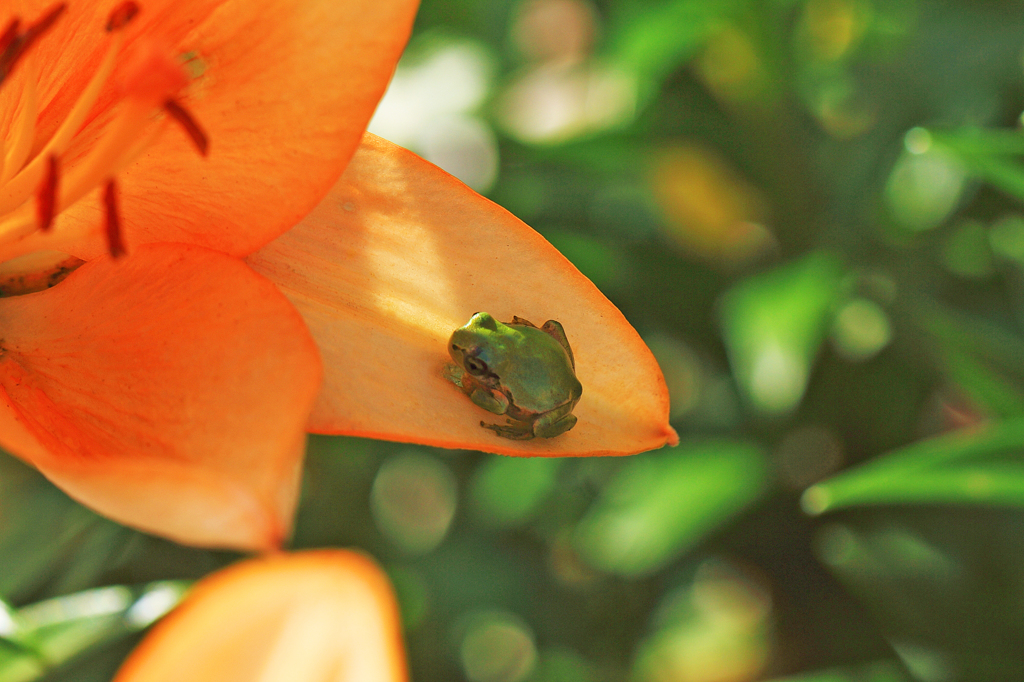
113,550,407,682
0,244,321,549
249,133,677,456
13,0,419,258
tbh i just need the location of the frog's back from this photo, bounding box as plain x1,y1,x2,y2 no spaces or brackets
503,326,581,414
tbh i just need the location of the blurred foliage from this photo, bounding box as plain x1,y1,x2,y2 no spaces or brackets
7,0,1024,680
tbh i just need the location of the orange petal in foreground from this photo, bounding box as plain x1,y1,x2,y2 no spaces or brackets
0,243,321,550
113,550,407,682
249,133,678,457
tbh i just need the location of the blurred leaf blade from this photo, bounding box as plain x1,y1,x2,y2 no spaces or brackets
939,346,1024,418
931,129,1024,203
804,418,1024,514
0,455,138,603
0,582,188,682
915,302,1024,385
574,440,769,576
719,251,846,415
807,465,1024,511
931,128,1024,157
604,0,741,105
816,519,1024,680
469,456,565,529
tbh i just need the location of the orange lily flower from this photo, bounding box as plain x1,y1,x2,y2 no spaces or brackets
112,550,408,682
0,1,676,551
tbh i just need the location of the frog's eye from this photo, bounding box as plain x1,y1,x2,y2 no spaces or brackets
472,312,499,331
465,356,489,376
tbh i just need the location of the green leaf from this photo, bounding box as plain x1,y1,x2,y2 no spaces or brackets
916,300,1024,419
916,303,1024,384
0,455,137,602
884,144,967,232
930,128,1024,157
574,440,769,576
719,251,845,415
803,418,1024,513
469,456,565,529
815,518,1024,679
929,129,1024,203
0,582,188,682
604,0,742,105
940,346,1024,418
951,153,1024,204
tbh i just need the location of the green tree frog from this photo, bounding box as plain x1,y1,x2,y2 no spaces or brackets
444,312,583,440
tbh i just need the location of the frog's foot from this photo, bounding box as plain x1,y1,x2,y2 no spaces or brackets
509,315,537,328
534,413,577,439
481,419,535,440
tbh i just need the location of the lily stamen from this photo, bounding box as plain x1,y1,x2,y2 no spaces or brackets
36,155,58,231
0,19,125,210
0,3,66,85
103,179,125,258
164,99,209,156
0,19,19,55
106,1,140,31
0,1,209,264
0,56,37,186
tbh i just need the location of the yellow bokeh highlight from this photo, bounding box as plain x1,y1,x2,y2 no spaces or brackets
651,144,773,264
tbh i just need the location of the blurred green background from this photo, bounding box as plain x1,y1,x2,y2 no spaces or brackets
6,0,1024,680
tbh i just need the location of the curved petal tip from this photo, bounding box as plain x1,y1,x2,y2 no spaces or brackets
249,133,676,457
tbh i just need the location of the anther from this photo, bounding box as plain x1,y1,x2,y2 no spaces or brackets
164,99,209,156
21,4,66,42
103,180,127,258
1,4,66,85
36,155,59,232
0,19,19,55
106,1,140,32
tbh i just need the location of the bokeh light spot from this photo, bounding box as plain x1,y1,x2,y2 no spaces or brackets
831,297,892,361
458,611,538,682
371,451,458,555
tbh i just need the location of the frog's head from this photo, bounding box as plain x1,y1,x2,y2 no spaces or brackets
448,312,511,382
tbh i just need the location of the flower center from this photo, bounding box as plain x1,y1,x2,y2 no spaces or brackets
0,1,207,290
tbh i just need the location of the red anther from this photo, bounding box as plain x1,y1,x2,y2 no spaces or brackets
106,1,140,32
103,180,127,258
37,155,60,232
0,4,65,85
23,3,66,41
0,18,20,55
164,98,209,156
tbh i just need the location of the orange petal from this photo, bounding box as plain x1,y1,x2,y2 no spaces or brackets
113,550,408,682
248,133,678,457
0,243,321,549
19,0,418,257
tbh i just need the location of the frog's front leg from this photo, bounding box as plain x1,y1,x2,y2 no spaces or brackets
442,362,467,389
469,386,509,415
532,403,578,438
445,364,508,412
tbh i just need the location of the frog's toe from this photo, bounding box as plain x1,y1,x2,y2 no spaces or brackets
481,420,535,440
